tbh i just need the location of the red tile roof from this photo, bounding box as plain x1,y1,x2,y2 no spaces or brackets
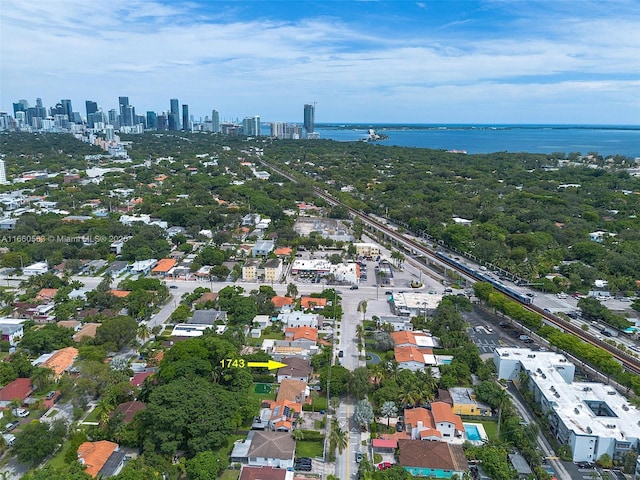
130,371,153,387
300,296,327,309
272,296,294,308
239,466,287,480
285,326,318,342
114,400,146,423
372,438,397,449
77,440,118,477
151,258,176,273
431,401,464,432
0,378,32,402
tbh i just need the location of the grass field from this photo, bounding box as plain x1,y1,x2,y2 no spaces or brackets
219,470,240,480
295,439,324,458
478,420,498,441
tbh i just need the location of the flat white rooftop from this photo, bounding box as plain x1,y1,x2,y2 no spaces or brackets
496,347,640,441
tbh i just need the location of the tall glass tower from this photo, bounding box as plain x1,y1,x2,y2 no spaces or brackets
304,103,315,138
169,99,180,130
182,104,190,131
211,109,220,133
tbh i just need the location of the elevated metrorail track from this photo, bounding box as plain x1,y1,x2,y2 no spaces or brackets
262,160,640,375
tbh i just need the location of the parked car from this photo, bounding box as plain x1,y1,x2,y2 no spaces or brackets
350,285,359,290
13,408,29,418
338,350,344,358
378,462,393,470
169,285,179,289
45,391,56,400
4,421,19,432
356,452,363,463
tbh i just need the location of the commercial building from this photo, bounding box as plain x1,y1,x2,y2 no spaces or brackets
494,347,640,463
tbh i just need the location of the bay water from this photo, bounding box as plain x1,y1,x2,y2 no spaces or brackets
313,124,640,158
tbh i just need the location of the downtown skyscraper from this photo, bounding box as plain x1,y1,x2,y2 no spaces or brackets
303,103,316,138
169,99,180,131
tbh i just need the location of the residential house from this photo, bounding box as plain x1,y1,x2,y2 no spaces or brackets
0,321,24,346
242,214,261,226
35,288,58,302
284,327,318,347
38,346,78,378
113,401,146,423
190,310,227,325
377,315,414,332
449,387,492,417
77,440,126,478
276,357,312,383
243,258,261,281
151,258,176,277
431,402,465,439
0,378,32,408
110,290,130,299
57,320,81,331
509,452,533,478
252,240,275,257
73,323,100,342
275,379,308,404
405,407,442,441
265,399,302,431
263,258,283,283
172,324,216,337
397,439,468,478
278,311,320,329
300,296,327,311
130,372,153,388
271,296,294,311
273,247,292,257
193,292,218,306
394,346,436,371
239,466,291,480
392,330,439,349
129,259,157,275
246,431,295,468
23,262,48,276
372,438,398,454
104,261,129,277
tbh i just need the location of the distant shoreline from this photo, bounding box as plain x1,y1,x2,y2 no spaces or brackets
317,123,640,131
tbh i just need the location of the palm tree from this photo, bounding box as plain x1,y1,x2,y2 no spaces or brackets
94,397,115,429
137,323,151,344
369,363,386,388
380,401,398,427
357,300,368,321
30,367,52,392
330,419,348,455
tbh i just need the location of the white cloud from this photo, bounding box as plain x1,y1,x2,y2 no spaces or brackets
1,0,638,123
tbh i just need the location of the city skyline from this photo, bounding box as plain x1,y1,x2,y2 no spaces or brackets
1,0,639,125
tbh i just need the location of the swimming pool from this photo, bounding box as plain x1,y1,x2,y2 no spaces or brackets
465,424,481,441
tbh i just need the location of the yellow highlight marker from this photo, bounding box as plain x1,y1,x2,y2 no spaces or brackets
247,360,288,370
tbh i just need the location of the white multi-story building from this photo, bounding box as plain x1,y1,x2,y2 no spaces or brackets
494,347,640,463
0,159,9,185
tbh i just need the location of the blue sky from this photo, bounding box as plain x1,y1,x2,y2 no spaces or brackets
1,0,639,124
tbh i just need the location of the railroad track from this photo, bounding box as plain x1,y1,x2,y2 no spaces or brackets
261,160,640,375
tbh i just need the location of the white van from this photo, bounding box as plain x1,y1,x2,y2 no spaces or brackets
2,433,16,446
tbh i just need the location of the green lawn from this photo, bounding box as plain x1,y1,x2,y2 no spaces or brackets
295,439,324,458
478,420,499,441
247,384,277,405
219,470,240,480
83,407,100,423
